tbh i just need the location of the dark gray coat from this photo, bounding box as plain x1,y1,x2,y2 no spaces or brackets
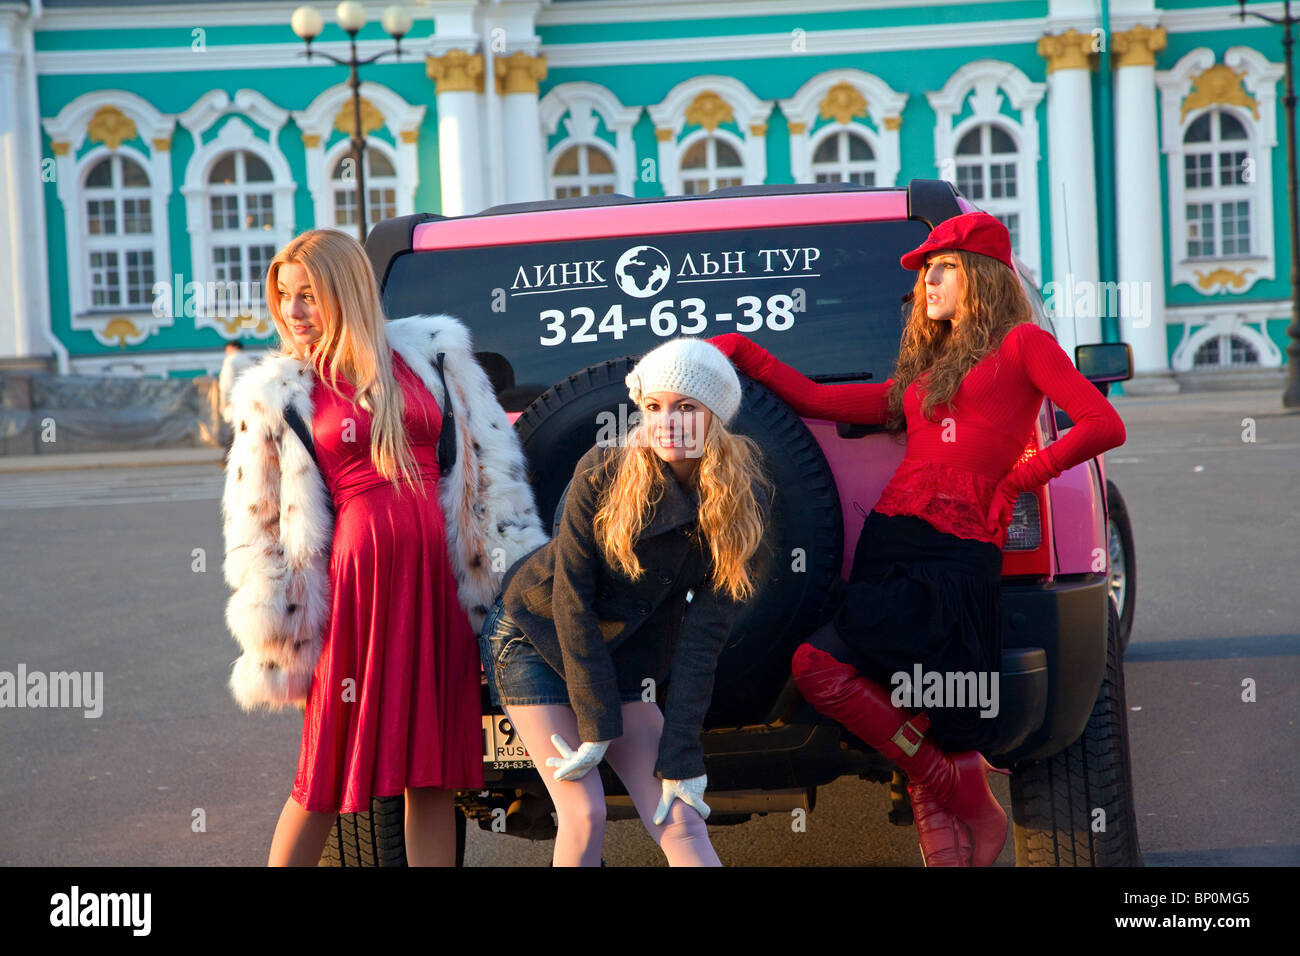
501,442,769,780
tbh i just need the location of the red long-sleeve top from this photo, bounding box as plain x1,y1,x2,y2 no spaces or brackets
712,324,1126,546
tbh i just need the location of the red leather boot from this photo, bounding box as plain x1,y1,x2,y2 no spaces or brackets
792,641,1009,867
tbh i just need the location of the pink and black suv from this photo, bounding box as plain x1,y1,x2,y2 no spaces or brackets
332,179,1140,867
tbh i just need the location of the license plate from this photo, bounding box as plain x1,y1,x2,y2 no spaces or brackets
482,714,534,768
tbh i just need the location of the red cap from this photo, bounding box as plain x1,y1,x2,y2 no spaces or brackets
900,211,1015,273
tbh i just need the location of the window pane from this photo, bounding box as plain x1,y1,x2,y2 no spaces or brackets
1193,337,1220,366
849,170,875,186
243,153,273,182
120,157,149,187
989,162,1017,199
125,249,155,305
956,164,982,199
554,146,581,176
814,172,841,183
1219,150,1249,186
333,153,357,181
989,125,1016,154
335,188,357,225
210,154,236,184
1185,114,1211,143
122,197,152,235
999,212,1021,255
1219,112,1248,141
847,133,873,160
955,129,981,155
245,193,274,230
681,140,708,169
210,195,238,230
368,149,395,177
87,199,117,235
713,139,742,167
85,159,113,188
1220,200,1250,255
1186,203,1214,257
586,146,614,174
1229,335,1258,365
812,136,838,163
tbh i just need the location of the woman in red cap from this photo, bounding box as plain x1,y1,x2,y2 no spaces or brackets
710,210,1126,867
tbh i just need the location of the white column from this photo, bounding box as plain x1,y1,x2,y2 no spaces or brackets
1113,25,1175,384
497,52,547,203
1039,29,1101,358
0,8,54,368
427,49,486,216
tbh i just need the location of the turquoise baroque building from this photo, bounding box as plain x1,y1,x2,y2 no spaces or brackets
0,0,1292,389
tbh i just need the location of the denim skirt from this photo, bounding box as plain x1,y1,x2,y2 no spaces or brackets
477,595,644,709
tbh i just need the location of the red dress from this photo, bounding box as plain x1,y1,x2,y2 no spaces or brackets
291,352,484,813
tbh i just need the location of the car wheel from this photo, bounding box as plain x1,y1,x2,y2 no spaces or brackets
1007,601,1143,866
319,795,468,867
513,357,844,722
1106,479,1136,654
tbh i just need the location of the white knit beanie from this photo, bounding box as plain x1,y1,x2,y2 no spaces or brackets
625,338,742,424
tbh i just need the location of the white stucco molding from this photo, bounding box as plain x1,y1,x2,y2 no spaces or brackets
648,75,773,195
1157,46,1281,295
927,59,1045,278
779,69,908,186
540,81,641,197
1168,301,1286,371
178,88,290,143
291,81,426,230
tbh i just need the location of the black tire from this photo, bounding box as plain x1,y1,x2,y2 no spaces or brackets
1008,601,1143,866
319,795,468,867
513,357,843,723
1106,479,1136,654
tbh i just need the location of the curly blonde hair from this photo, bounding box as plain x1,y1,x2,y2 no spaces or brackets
591,419,770,603
884,249,1034,432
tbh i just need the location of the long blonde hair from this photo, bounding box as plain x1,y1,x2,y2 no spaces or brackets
266,229,420,489
591,417,770,603
885,249,1034,432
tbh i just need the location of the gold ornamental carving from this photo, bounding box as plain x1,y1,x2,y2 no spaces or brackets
1037,29,1095,74
1182,63,1259,120
819,82,868,125
51,141,70,156
495,51,548,95
1195,267,1254,292
87,105,137,150
655,128,674,142
151,137,171,152
102,316,142,347
685,91,733,132
399,129,419,144
1112,24,1167,69
333,98,385,138
301,133,322,148
787,122,807,135
749,124,767,137
426,50,485,93
883,116,903,131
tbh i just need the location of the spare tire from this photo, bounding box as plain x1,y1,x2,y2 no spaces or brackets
513,357,843,723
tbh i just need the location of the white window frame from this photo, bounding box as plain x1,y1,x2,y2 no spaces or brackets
549,143,619,199
953,122,1024,255
540,82,641,198
809,128,878,185
42,90,175,347
928,60,1045,282
1182,110,1254,259
1158,47,1281,295
677,130,746,195
780,69,906,187
648,75,772,196
82,153,158,312
325,140,402,230
1168,302,1284,371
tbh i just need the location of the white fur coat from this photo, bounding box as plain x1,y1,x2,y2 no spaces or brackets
220,313,548,712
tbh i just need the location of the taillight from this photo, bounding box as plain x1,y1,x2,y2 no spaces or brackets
1003,493,1042,551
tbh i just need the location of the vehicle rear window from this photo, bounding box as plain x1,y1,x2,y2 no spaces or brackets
382,219,930,404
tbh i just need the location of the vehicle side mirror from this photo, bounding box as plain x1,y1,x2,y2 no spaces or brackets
1076,343,1133,383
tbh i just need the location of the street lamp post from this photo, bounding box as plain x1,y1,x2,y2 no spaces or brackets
292,2,412,244
1238,0,1300,408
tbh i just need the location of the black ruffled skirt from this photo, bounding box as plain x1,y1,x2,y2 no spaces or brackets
812,510,1003,752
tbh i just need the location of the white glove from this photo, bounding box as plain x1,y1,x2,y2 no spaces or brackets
653,775,711,825
545,734,610,782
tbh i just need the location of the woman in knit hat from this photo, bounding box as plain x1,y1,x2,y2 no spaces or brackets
711,211,1127,867
478,337,771,866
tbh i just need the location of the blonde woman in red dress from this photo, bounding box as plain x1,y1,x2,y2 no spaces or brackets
221,229,545,866
711,212,1127,867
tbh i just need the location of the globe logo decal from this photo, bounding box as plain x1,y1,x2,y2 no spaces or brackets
613,245,671,299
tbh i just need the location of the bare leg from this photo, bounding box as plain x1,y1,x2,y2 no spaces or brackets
404,786,458,867
268,794,338,867
504,703,606,866
603,701,721,867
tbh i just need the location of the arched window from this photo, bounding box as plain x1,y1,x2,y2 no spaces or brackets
1183,110,1252,259
811,131,876,185
331,147,399,229
955,123,1022,254
207,150,277,291
1193,332,1259,368
551,144,617,198
680,136,744,195
83,155,156,309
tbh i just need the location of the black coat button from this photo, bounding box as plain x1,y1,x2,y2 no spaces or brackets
636,600,651,615
657,570,673,585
